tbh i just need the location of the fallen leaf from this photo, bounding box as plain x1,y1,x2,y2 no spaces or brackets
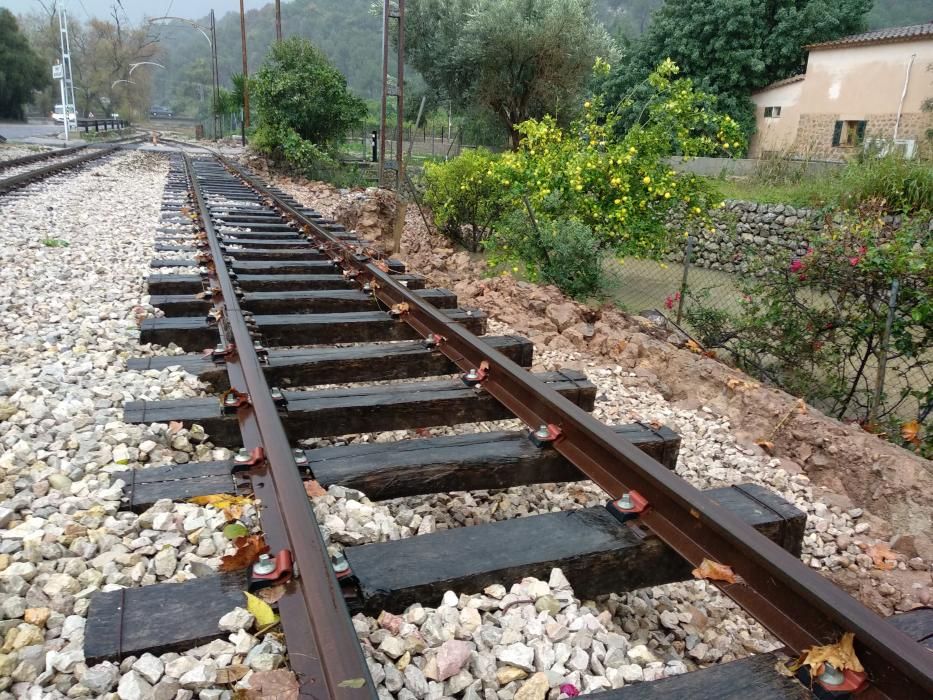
223,522,249,540
789,632,864,676
303,480,326,498
168,421,183,434
692,558,739,584
255,584,287,605
219,535,268,572
242,669,300,699
795,398,807,414
685,339,703,354
215,664,249,684
414,427,431,437
866,543,898,570
755,439,775,454
223,504,244,522
245,591,280,628
338,679,367,689
901,420,921,447
190,494,253,511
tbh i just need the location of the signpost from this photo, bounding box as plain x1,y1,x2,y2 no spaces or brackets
52,62,68,142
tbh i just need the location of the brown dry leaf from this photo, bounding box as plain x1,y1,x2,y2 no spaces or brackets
795,398,807,414
685,339,703,354
215,665,249,684
219,534,268,572
242,669,300,700
303,480,327,498
901,420,921,447
755,439,775,454
866,543,898,571
256,584,287,605
789,632,864,676
223,504,244,522
692,558,739,584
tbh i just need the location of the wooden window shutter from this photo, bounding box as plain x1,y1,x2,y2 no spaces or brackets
856,121,867,144
831,121,843,146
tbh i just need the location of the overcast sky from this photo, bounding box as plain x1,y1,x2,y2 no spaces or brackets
1,0,270,23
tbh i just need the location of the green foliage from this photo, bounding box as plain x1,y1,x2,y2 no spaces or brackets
0,9,47,120
423,60,742,298
250,122,338,177
491,213,609,299
601,0,872,139
40,238,69,248
252,37,366,147
406,0,613,148
422,149,510,251
715,153,933,213
685,206,932,454
839,154,933,214
493,60,743,257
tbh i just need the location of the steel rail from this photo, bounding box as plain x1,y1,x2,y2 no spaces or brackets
0,138,144,193
0,143,88,171
182,155,375,699
222,156,933,700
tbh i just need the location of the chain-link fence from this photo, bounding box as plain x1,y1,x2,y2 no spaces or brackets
605,237,930,427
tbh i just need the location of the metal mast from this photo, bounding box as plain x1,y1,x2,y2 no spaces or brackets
58,7,78,142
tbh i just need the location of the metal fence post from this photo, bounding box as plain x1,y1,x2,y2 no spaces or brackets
868,278,900,425
675,235,694,325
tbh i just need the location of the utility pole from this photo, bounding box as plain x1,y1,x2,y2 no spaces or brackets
210,9,221,140
275,0,282,41
239,0,250,146
378,0,405,190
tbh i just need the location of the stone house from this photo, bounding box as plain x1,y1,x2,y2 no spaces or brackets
748,22,933,160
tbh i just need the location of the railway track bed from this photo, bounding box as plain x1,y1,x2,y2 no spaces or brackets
0,147,930,699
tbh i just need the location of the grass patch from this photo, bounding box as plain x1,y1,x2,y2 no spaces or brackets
713,152,933,212
41,238,69,247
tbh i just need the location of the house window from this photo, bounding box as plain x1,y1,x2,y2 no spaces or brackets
764,106,782,118
832,120,867,147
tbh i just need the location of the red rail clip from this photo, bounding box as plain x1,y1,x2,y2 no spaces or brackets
529,423,562,448
606,490,650,524
232,446,265,471
202,343,235,364
221,388,251,414
461,360,489,387
249,549,294,591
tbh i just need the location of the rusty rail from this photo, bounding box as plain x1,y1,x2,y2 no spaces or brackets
182,154,375,699
220,155,933,700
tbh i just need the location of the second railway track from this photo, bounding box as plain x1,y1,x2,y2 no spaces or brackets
71,149,933,699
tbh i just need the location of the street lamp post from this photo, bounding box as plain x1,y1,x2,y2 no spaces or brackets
148,14,221,139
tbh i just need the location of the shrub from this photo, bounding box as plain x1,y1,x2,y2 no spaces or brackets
490,210,608,300
685,205,932,455
250,37,365,180
421,149,509,251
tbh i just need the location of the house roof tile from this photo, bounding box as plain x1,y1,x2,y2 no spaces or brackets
806,22,933,50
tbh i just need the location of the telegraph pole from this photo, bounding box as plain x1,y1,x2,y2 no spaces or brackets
378,0,405,190
239,0,250,146
275,0,282,41
210,9,221,139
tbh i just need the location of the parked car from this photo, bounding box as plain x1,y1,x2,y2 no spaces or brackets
51,104,77,124
149,106,174,118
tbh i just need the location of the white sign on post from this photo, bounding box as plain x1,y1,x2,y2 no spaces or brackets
52,64,63,79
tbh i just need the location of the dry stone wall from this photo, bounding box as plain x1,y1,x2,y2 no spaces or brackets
666,201,825,273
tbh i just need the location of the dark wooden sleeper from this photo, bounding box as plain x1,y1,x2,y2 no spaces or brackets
123,369,594,446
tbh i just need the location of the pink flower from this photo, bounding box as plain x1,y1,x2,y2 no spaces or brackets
560,684,580,698
789,259,804,273
849,256,860,266
664,291,681,310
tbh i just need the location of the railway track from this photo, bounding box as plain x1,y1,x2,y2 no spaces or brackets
76,149,933,698
0,136,144,194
